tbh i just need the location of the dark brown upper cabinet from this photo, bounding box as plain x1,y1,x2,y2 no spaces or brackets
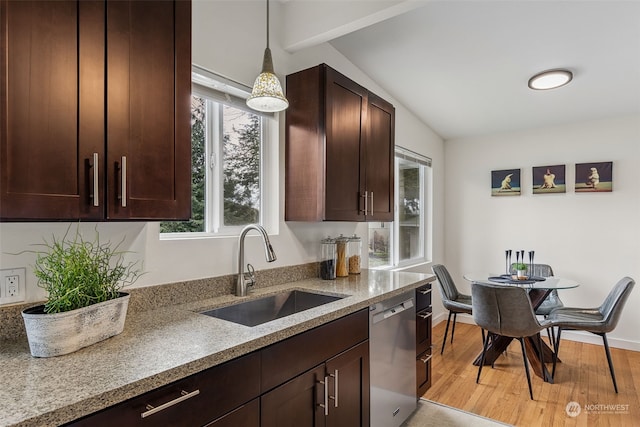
0,0,191,221
285,64,395,222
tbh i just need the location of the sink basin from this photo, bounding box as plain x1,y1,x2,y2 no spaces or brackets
200,290,345,327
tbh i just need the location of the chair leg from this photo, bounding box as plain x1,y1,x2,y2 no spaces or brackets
451,312,458,343
518,337,534,400
552,328,563,379
477,331,491,383
601,333,619,393
441,311,452,355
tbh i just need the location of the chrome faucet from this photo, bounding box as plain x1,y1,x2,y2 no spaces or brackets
236,224,277,296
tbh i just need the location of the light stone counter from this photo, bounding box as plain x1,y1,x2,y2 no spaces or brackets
0,269,434,427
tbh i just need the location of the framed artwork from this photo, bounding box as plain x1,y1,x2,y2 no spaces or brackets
575,161,613,193
532,164,566,194
491,168,520,196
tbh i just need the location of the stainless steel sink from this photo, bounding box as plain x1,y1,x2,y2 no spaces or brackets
200,290,345,327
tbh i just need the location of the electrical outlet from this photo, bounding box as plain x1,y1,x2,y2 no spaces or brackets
0,267,26,305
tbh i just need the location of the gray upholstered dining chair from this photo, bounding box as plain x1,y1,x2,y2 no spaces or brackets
522,264,562,345
549,276,635,393
432,264,474,354
472,282,555,400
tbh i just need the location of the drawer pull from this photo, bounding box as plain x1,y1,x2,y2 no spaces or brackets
420,354,433,364
417,311,432,319
141,389,200,418
418,288,431,295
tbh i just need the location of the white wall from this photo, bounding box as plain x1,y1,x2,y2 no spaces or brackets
0,1,444,304
443,114,640,350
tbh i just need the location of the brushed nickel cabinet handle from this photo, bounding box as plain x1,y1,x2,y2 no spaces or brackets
370,191,374,216
120,155,127,207
417,311,432,319
329,369,339,408
317,376,329,416
92,153,99,207
362,191,368,214
418,288,431,295
140,389,200,418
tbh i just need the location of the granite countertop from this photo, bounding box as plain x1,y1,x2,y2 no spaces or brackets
0,269,434,427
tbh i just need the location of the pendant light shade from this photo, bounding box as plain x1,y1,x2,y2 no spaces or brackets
247,0,288,112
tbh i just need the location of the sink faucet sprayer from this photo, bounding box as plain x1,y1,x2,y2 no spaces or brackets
236,224,277,296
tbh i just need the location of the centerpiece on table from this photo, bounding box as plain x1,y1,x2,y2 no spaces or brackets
20,226,142,357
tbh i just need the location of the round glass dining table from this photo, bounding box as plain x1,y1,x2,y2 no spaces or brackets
463,273,580,383
463,273,579,291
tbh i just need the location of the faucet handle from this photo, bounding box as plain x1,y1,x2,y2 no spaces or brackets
245,263,256,287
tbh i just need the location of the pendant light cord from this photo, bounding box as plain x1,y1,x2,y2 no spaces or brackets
266,0,270,49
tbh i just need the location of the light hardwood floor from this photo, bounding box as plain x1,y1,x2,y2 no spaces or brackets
423,321,640,426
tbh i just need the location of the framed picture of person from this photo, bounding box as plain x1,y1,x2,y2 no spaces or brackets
532,164,566,194
491,168,520,196
575,161,613,193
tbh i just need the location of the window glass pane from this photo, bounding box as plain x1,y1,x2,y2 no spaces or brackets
368,222,392,268
160,95,206,233
222,106,260,226
398,160,422,261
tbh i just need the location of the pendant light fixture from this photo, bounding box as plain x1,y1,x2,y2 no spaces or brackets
246,0,289,112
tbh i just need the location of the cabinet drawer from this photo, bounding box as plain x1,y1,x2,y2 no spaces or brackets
416,308,432,355
261,309,368,392
416,350,432,396
67,351,261,426
416,284,432,310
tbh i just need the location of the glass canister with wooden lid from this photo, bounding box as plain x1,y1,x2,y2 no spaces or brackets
348,234,362,274
335,234,349,277
320,236,337,280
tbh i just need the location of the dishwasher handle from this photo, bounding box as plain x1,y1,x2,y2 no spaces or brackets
371,298,414,325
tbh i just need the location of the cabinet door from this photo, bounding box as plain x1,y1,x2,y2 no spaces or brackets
105,0,191,220
0,0,105,220
365,92,395,221
324,67,367,222
325,341,370,427
261,365,326,427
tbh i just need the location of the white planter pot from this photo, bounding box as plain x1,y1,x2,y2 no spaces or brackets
22,292,130,358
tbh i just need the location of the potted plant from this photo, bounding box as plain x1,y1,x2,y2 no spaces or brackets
20,226,142,357
514,263,528,279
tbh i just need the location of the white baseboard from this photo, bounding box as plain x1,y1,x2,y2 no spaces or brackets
432,312,640,352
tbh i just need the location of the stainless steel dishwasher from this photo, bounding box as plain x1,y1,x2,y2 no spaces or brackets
370,291,417,427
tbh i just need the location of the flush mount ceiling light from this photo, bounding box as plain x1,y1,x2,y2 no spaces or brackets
528,69,573,90
246,0,289,112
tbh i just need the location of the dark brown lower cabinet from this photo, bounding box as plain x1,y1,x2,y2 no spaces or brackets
65,309,370,427
325,341,370,427
415,283,433,396
261,341,370,427
261,365,326,427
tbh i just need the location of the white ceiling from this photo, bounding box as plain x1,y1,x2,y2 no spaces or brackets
326,1,640,140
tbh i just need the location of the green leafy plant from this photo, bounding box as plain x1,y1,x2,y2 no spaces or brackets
514,263,528,271
30,226,142,314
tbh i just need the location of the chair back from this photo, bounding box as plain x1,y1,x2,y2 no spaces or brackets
432,264,459,302
510,263,554,277
472,282,544,338
598,277,635,333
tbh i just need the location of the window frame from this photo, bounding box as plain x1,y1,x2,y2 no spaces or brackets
369,147,432,269
160,67,279,239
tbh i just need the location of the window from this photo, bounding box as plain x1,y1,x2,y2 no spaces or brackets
368,147,431,268
160,67,277,236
